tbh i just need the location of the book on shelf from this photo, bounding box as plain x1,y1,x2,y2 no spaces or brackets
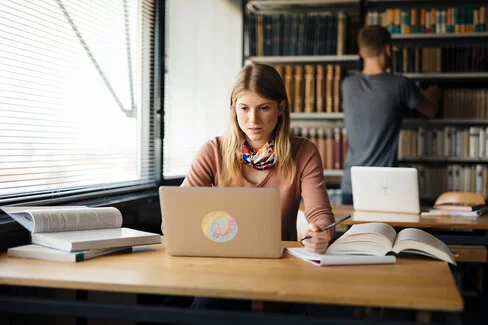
391,46,488,74
333,65,341,113
316,65,325,113
367,7,488,35
398,124,488,159
325,64,333,113
292,126,348,171
293,65,304,113
304,65,315,113
7,244,132,262
274,63,344,114
324,222,456,265
401,164,488,199
0,206,161,252
248,11,349,56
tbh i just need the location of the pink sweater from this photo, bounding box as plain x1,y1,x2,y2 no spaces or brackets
182,136,335,241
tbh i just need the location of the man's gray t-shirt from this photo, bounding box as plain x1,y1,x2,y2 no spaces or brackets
340,72,421,194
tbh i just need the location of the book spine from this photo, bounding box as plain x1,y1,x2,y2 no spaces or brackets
336,11,346,55
333,65,341,113
304,65,315,113
317,128,327,169
325,128,334,170
293,65,304,113
342,128,348,167
315,65,325,113
333,127,342,169
284,65,294,113
325,65,333,113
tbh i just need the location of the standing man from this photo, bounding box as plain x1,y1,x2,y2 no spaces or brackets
340,25,439,204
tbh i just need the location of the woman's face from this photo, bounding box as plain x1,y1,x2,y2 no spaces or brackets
235,90,284,149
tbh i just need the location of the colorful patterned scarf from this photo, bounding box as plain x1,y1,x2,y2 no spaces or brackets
241,139,278,170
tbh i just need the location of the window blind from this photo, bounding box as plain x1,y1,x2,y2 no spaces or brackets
0,0,158,204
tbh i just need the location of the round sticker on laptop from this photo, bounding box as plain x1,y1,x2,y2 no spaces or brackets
202,211,238,242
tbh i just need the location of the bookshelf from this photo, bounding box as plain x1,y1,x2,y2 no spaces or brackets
370,0,488,201
243,0,488,201
244,0,361,186
362,0,488,201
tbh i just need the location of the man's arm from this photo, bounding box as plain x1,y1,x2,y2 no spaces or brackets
416,85,440,118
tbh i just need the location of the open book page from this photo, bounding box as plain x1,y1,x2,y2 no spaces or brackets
326,223,397,257
392,228,456,265
1,206,122,233
287,247,396,266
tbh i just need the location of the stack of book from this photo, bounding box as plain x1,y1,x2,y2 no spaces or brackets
420,191,488,218
1,206,161,262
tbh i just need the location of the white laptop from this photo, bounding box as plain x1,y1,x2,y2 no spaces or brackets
351,166,420,214
159,186,283,258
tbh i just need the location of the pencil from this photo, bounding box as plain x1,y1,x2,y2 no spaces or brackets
299,215,351,242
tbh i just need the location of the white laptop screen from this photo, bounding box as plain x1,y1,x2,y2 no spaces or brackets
351,166,420,214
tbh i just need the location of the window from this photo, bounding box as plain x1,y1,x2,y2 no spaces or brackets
0,0,158,204
163,0,243,177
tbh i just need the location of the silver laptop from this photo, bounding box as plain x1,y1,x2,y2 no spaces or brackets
159,186,283,258
351,166,420,214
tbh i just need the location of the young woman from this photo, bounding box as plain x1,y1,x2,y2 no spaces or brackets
182,63,335,253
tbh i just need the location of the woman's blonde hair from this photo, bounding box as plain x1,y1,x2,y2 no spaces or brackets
220,63,296,186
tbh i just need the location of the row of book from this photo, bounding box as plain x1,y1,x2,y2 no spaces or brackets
292,127,347,170
441,89,488,119
391,46,488,73
247,12,348,56
400,164,488,199
280,85,487,119
398,127,488,159
366,7,488,34
273,64,343,114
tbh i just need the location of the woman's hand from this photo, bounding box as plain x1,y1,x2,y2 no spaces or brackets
301,223,332,254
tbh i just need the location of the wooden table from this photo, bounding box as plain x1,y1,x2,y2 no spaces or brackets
0,240,463,324
331,205,488,230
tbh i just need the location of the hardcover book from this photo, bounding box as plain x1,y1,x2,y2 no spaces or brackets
1,206,161,252
325,222,456,265
8,244,132,262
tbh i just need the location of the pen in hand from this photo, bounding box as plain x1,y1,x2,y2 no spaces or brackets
300,215,351,242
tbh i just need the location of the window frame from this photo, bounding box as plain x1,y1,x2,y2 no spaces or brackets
0,0,166,207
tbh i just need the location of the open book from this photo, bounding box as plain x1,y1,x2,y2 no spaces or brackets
1,206,161,252
325,223,456,265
